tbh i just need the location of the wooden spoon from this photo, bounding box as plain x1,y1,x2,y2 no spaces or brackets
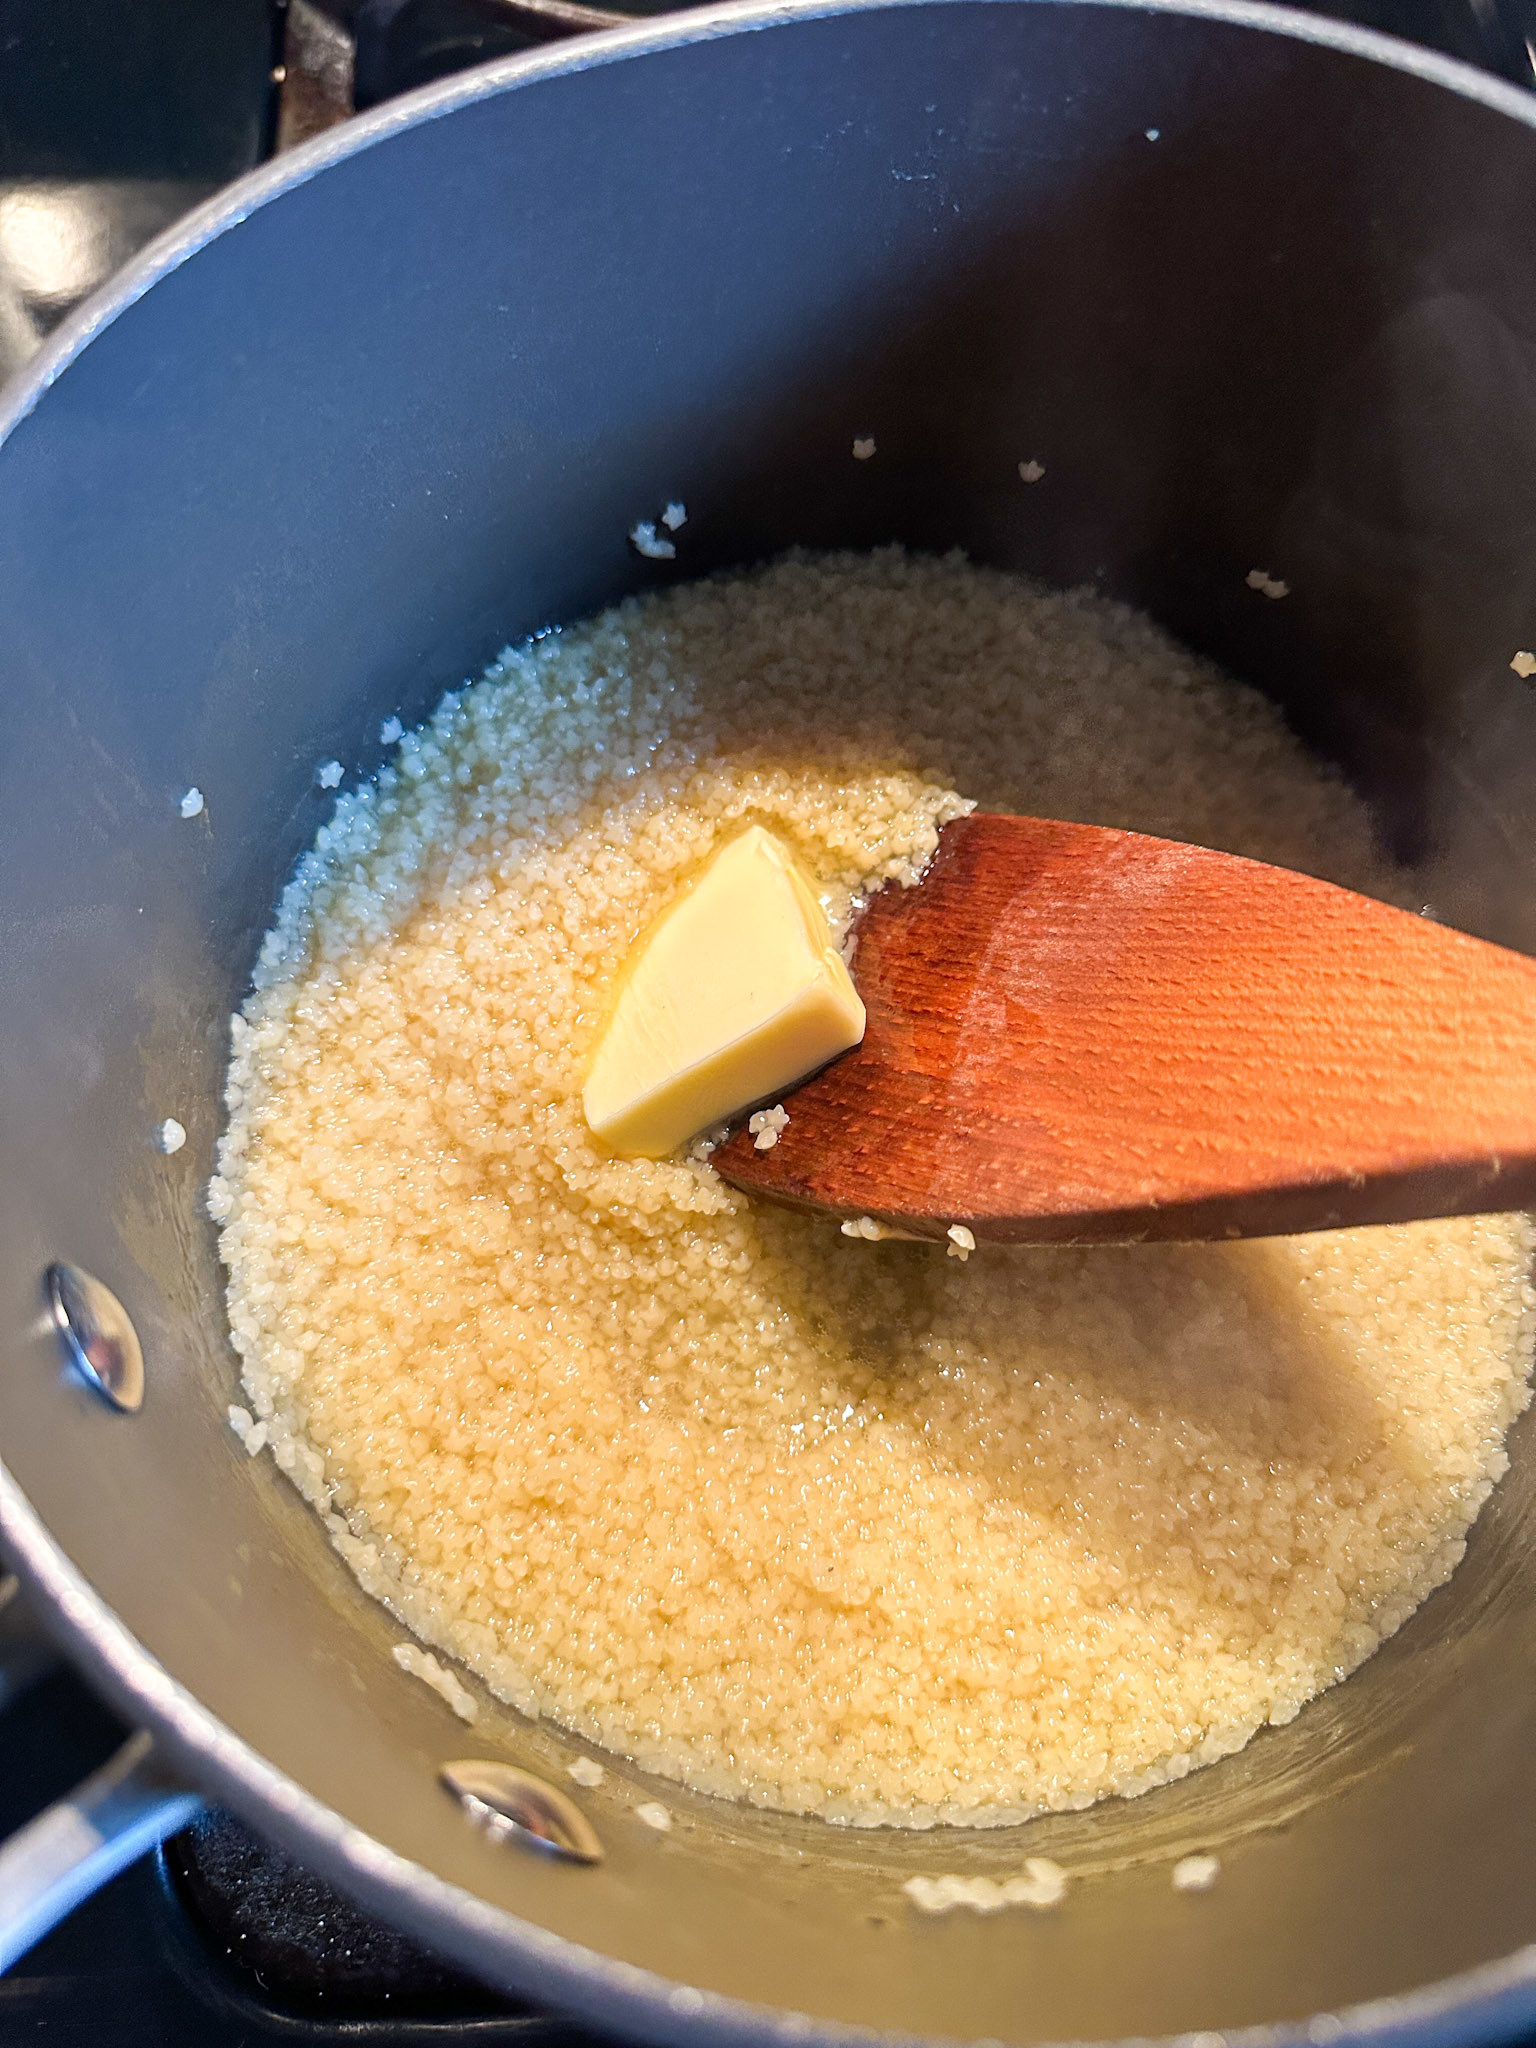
713,812,1536,1244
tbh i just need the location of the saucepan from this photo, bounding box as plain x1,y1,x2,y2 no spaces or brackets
7,0,1536,2038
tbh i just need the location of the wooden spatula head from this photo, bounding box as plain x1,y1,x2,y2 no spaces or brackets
713,813,1536,1244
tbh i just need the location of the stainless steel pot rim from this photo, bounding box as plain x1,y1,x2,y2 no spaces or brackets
5,1,1536,2041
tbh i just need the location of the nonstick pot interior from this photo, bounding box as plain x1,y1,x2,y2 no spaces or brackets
6,4,1536,2042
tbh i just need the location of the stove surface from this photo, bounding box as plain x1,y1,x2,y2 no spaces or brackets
0,0,275,384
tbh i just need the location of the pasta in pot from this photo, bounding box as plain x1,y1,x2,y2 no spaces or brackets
211,549,1535,1826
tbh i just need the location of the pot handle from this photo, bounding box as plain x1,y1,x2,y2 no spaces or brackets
0,1728,202,1974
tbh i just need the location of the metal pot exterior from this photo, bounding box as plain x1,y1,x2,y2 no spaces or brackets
6,4,1536,2041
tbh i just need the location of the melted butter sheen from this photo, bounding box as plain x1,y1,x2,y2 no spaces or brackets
213,549,1535,1827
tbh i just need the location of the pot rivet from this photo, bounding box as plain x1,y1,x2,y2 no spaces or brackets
44,1263,145,1414
440,1760,603,1865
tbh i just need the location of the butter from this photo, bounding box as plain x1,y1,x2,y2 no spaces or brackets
583,826,866,1157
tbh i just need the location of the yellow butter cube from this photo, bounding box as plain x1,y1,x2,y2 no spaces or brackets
582,826,866,1157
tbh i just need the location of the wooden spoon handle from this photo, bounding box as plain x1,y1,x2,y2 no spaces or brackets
715,813,1536,1243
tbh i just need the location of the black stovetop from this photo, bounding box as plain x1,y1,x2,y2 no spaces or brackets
4,0,1536,2036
